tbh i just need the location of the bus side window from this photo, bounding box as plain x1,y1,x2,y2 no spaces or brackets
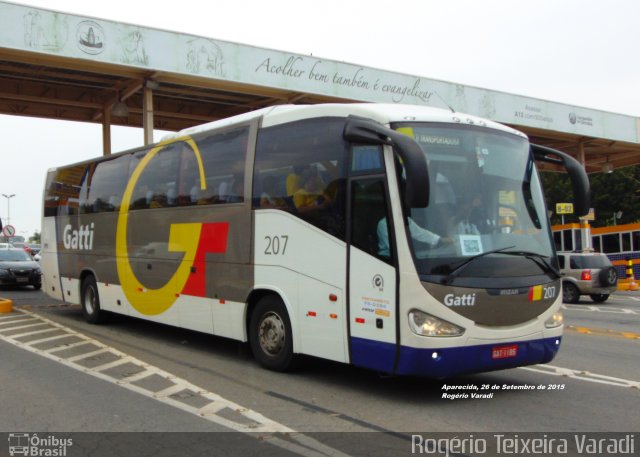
177,145,201,206
86,155,131,212
185,126,249,206
125,145,179,210
43,164,87,217
253,118,348,240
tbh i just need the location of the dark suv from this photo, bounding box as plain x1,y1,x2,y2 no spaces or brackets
558,252,618,303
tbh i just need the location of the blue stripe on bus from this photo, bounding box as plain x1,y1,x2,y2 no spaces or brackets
350,336,561,378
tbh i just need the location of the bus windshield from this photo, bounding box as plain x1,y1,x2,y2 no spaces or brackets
393,123,555,285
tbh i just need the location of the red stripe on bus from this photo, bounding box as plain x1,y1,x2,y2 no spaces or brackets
181,222,229,297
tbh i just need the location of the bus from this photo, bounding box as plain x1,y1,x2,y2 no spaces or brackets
41,103,589,378
553,222,640,280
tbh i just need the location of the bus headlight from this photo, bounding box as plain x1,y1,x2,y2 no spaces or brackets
408,310,465,337
545,312,563,328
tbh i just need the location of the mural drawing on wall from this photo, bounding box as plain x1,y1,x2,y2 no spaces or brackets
186,38,226,77
122,30,149,65
24,10,69,52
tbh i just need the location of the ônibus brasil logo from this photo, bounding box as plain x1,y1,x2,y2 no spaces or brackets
115,136,228,316
8,433,73,456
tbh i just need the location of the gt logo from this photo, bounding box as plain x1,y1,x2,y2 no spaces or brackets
115,136,227,316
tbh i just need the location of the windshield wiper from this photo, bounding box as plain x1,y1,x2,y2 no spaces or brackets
441,246,516,285
500,250,561,278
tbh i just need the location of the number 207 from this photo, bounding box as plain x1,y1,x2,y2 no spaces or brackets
264,235,289,255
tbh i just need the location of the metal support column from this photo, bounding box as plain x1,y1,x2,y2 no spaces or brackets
143,85,154,145
577,141,591,251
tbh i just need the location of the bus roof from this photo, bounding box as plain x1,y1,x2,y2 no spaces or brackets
167,103,526,141
47,103,528,173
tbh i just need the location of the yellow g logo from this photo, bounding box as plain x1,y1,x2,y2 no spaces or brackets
116,137,206,315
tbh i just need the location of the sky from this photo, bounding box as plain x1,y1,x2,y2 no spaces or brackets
1,0,639,237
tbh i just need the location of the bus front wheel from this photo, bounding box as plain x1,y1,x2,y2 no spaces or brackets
249,296,295,372
81,275,106,324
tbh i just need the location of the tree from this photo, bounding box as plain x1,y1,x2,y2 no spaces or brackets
29,231,41,243
540,165,640,227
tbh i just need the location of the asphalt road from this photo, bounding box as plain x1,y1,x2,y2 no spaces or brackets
1,286,638,456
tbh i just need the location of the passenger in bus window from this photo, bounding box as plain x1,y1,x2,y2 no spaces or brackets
108,193,119,211
449,196,481,235
293,168,332,213
166,183,177,206
145,186,153,206
218,173,243,202
377,217,451,257
260,175,287,209
286,165,306,196
190,182,200,204
226,178,244,203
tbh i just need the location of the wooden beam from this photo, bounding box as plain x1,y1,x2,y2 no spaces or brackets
0,91,100,109
102,104,111,156
577,142,586,166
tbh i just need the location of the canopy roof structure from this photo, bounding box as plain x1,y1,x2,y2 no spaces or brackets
1,1,639,173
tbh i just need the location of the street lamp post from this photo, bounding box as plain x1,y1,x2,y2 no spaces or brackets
2,193,15,227
613,210,622,226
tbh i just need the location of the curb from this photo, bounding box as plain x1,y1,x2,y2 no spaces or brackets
0,297,13,313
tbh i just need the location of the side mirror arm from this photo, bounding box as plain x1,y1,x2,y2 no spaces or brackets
531,144,590,216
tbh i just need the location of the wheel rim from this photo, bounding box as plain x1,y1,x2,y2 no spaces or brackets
84,286,96,315
258,311,286,357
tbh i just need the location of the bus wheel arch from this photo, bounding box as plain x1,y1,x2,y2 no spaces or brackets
247,291,296,372
80,272,106,324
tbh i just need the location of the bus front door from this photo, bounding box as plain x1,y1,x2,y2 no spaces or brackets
348,178,398,373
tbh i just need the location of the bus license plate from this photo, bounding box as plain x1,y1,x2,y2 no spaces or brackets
492,344,518,359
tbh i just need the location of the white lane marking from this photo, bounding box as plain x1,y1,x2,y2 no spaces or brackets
520,364,640,389
28,334,72,345
0,315,34,322
87,356,133,373
0,321,44,332
561,304,639,314
45,340,90,353
0,309,353,457
65,348,110,363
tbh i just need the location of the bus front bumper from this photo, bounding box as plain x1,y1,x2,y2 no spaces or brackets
350,336,561,379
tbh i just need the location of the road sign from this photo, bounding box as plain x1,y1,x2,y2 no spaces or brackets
556,203,574,215
2,224,15,237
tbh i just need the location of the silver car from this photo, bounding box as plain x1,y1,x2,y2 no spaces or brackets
558,252,618,303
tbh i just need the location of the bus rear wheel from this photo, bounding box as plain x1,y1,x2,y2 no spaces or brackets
249,296,295,372
81,275,106,324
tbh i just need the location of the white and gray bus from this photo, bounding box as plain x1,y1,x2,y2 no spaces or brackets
42,104,589,378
